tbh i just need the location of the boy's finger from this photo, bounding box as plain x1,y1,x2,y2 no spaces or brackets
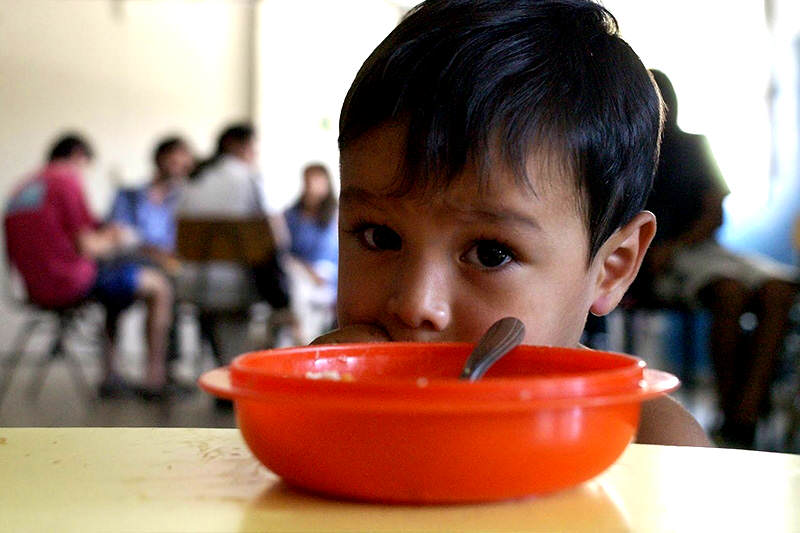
310,324,392,345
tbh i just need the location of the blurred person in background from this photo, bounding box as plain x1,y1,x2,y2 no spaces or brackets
109,136,195,386
109,136,194,273
284,163,338,344
178,123,293,356
3,133,175,400
639,70,798,448
180,123,266,218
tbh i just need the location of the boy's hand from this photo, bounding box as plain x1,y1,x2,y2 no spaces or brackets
310,324,392,345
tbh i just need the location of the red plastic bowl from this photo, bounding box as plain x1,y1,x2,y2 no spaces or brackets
199,343,678,503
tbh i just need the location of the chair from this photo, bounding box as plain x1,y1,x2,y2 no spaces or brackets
0,267,103,408
176,217,275,266
175,217,278,374
620,301,706,387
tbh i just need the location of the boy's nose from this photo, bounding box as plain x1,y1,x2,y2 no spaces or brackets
386,258,451,332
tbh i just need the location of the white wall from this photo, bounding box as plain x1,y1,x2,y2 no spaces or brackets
0,0,404,221
0,0,252,216
256,0,401,209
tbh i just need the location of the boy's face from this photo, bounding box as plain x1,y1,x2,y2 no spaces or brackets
338,122,604,347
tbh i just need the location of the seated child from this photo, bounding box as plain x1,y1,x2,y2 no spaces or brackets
313,0,710,446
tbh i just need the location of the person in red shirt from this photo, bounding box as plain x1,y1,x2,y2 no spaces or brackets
4,134,175,399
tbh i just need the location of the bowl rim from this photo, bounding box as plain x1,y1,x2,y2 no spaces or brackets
199,367,678,412
229,343,646,397
197,343,679,412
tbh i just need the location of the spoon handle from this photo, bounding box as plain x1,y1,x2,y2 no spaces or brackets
459,317,526,381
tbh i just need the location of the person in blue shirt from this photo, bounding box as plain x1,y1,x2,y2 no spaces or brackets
283,163,338,343
108,136,195,391
109,136,194,273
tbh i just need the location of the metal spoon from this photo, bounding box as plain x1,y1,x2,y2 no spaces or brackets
459,317,526,381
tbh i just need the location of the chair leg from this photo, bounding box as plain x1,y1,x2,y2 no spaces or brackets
787,393,800,452
26,317,67,399
679,311,698,389
0,315,45,407
623,310,637,354
27,313,92,402
61,345,93,402
196,313,224,377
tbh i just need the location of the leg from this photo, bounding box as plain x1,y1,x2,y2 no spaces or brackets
198,311,224,366
254,256,299,346
166,299,181,380
135,267,173,390
737,279,797,424
101,307,122,382
96,306,137,399
698,278,750,424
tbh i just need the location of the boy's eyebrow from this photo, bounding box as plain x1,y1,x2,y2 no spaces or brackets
446,204,541,231
340,185,541,231
339,186,384,209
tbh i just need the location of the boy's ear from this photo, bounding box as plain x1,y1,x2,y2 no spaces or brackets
589,211,656,316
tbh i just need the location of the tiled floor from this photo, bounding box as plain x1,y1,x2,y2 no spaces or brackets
0,304,237,428
0,362,234,428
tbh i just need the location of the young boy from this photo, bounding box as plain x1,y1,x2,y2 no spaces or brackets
314,0,710,446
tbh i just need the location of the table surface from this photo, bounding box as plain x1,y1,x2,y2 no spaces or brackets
1,427,798,532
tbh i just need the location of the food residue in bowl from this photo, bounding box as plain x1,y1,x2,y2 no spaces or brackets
304,370,354,382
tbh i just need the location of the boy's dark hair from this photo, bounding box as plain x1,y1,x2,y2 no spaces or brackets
339,0,662,259
48,133,94,162
153,136,187,168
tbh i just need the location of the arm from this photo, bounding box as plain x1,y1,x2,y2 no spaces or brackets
674,189,726,246
285,253,327,286
644,188,725,276
137,244,182,276
670,136,727,247
76,225,125,259
54,175,124,260
636,395,712,447
269,213,291,250
108,189,136,227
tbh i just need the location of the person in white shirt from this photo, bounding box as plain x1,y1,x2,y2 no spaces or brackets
180,125,265,216
178,123,295,360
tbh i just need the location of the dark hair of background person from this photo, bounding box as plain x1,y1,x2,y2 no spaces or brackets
339,0,663,260
649,69,678,129
153,136,188,173
294,162,337,226
190,122,255,180
48,133,94,162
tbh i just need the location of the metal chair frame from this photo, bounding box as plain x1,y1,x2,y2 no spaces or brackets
0,299,103,408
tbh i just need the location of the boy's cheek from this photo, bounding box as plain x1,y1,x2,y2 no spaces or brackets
337,256,387,325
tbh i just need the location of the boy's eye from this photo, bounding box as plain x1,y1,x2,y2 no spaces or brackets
462,240,514,269
360,225,401,251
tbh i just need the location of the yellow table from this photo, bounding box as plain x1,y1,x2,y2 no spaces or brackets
1,428,798,532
